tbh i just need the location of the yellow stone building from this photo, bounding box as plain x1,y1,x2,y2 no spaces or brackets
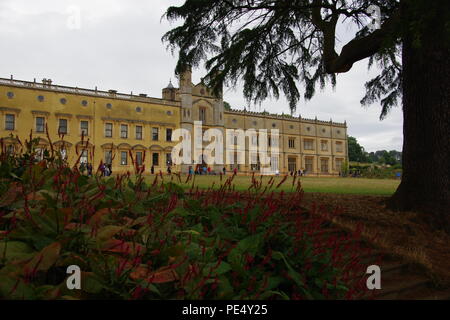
0,69,348,175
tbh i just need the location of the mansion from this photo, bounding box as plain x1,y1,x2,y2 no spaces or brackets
0,69,348,175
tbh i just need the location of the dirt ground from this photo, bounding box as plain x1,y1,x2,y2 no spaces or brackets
302,193,450,285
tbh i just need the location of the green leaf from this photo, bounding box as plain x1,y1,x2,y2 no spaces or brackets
216,276,233,299
82,272,105,294
0,275,36,299
24,242,62,273
0,241,34,262
96,225,123,242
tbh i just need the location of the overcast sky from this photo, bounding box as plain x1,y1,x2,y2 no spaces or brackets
0,0,403,152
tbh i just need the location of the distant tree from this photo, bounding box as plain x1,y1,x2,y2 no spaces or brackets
223,101,232,111
348,136,369,163
382,151,397,165
163,0,450,230
368,150,402,165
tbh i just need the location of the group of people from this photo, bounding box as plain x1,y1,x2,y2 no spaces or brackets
99,163,113,177
150,165,172,175
192,165,213,175
79,162,112,177
79,162,93,176
185,165,236,176
79,163,310,178
289,169,306,177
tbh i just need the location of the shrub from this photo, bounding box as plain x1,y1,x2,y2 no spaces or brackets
0,135,377,300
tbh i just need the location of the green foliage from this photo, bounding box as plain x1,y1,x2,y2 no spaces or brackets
0,137,372,300
162,0,407,117
223,101,232,111
349,163,402,179
348,136,369,163
348,136,402,167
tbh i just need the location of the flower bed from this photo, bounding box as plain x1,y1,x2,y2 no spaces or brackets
0,136,378,299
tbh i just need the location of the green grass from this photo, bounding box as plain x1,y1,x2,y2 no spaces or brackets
148,174,400,196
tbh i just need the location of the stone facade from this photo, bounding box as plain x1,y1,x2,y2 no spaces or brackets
0,70,348,175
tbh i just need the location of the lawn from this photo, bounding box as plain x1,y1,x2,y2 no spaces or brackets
151,174,400,196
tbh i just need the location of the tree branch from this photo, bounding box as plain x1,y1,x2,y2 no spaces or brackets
320,7,401,73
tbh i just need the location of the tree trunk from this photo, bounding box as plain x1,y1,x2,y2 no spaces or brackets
388,4,450,231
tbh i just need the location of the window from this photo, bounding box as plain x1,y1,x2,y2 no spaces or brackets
80,121,89,136
321,159,329,173
321,140,328,151
104,150,112,165
199,108,206,122
105,123,113,138
120,151,128,165
336,159,343,172
136,126,143,140
288,157,297,172
121,124,128,138
5,114,15,130
288,138,295,149
36,117,45,133
166,128,172,142
166,153,172,166
136,152,143,166
336,142,343,153
305,157,313,173
152,127,159,141
251,135,258,146
250,153,260,171
269,136,279,148
270,156,279,172
152,153,159,166
304,139,314,150
80,150,88,164
58,119,68,134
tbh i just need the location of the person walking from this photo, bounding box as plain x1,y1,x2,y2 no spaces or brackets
207,166,211,175
151,165,155,175
233,167,237,175
87,163,93,177
79,162,86,175
223,167,226,175
104,165,110,177
99,163,105,177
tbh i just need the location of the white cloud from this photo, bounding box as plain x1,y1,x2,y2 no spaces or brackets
0,0,403,152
